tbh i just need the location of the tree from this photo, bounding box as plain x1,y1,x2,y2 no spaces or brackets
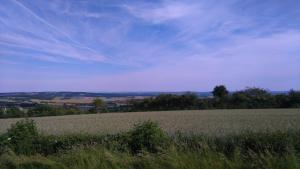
1,107,24,118
212,85,229,99
131,93,199,111
230,87,274,108
27,104,56,117
91,98,106,113
288,90,300,108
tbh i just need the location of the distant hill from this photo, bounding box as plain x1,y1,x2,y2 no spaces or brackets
0,91,288,100
0,91,212,100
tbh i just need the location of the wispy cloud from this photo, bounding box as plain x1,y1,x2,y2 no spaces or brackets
0,0,106,63
84,30,300,91
124,1,197,24
0,0,299,91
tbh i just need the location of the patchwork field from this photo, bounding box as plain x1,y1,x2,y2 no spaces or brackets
0,109,299,136
30,96,149,105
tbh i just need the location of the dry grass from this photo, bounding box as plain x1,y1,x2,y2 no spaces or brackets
0,109,299,136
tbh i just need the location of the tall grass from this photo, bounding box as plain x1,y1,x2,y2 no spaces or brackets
1,146,299,169
1,120,300,169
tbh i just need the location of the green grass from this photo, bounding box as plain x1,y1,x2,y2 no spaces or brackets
1,110,300,169
1,121,300,169
1,143,300,169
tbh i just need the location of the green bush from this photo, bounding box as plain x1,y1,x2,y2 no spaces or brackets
0,107,25,118
6,119,39,155
37,134,102,155
27,104,83,117
0,134,10,155
128,121,169,154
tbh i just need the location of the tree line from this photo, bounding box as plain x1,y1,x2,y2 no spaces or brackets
0,105,84,118
129,86,300,111
0,85,299,118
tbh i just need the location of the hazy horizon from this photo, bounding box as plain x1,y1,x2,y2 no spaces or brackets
1,0,300,92
0,89,293,94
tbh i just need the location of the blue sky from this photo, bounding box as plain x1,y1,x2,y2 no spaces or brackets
0,0,300,92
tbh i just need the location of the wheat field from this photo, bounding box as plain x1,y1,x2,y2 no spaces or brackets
0,109,299,135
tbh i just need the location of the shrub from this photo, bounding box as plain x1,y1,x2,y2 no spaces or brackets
36,134,101,155
0,134,10,155
127,121,169,154
6,119,39,155
0,107,25,118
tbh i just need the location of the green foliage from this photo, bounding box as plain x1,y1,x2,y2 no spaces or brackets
36,134,108,155
90,98,107,113
0,134,9,154
273,90,300,108
213,131,299,157
93,98,104,107
6,119,39,155
1,86,300,118
230,87,275,108
1,136,300,169
288,90,300,108
132,93,199,111
28,104,55,116
1,119,300,169
129,86,300,112
128,121,169,154
0,107,24,118
275,94,290,108
213,85,229,99
5,120,167,156
27,104,82,117
0,154,65,169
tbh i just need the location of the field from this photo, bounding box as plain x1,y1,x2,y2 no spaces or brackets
1,108,299,135
30,96,149,105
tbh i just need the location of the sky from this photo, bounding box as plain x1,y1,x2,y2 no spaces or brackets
0,0,300,92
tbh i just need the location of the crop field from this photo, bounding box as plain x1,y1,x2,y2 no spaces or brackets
30,96,149,105
0,109,299,136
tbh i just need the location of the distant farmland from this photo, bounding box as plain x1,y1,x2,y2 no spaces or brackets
0,109,299,136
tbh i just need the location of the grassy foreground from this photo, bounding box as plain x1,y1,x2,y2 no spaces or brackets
1,120,300,169
2,146,300,169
